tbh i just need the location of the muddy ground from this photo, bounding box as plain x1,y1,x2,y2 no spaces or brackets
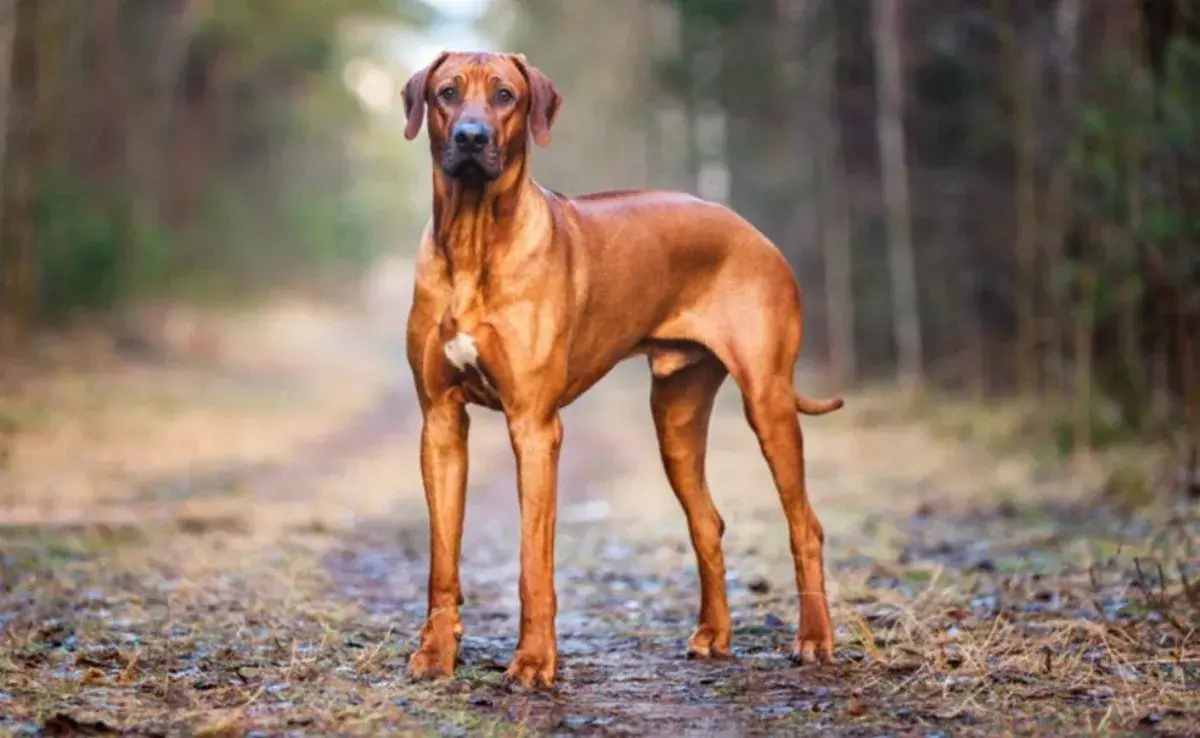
1,267,1197,736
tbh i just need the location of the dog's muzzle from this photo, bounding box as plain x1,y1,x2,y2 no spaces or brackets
443,120,501,180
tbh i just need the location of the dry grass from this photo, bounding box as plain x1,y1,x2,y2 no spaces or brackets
1,294,1198,735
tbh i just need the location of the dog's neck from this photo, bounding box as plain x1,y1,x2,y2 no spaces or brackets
430,153,542,279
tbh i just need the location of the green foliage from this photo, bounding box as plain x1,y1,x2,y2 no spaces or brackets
1072,38,1200,267
1161,36,1200,151
17,0,438,318
34,175,126,321
1063,36,1200,434
32,158,382,316
159,0,433,301
283,191,377,274
34,174,179,320
1049,400,1144,457
661,0,745,28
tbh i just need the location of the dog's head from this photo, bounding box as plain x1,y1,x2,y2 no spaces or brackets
403,51,562,183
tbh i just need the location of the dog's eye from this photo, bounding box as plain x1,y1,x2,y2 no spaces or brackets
495,89,515,105
438,87,459,105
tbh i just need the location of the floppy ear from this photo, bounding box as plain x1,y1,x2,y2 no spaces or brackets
511,54,562,148
402,51,450,141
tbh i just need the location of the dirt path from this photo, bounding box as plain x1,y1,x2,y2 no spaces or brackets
1,264,1197,736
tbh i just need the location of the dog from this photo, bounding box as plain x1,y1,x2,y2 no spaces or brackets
401,51,843,689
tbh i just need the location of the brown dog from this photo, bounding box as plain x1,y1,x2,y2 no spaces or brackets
401,51,843,689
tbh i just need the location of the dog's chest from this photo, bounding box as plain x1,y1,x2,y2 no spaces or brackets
444,331,502,409
443,332,480,372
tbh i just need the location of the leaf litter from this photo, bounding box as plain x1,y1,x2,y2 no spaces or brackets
0,301,1197,736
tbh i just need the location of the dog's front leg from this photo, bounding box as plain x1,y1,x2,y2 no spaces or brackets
407,399,469,680
502,411,563,689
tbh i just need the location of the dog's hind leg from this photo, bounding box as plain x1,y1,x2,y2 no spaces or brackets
649,351,732,659
740,378,834,664
717,310,836,666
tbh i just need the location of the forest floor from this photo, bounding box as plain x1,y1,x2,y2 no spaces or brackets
1,258,1198,737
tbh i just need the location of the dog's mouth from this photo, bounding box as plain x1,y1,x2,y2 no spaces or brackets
441,150,502,182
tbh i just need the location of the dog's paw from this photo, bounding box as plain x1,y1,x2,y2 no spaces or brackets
686,623,732,660
790,636,835,666
405,609,461,681
406,646,456,681
502,649,556,690
790,592,834,665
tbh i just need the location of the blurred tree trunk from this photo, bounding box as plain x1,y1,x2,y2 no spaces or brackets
716,4,778,235
1040,0,1082,401
961,264,987,399
819,118,855,383
0,0,42,353
638,6,665,189
168,34,223,227
642,82,662,189
1118,10,1150,430
771,0,820,268
88,0,127,183
1181,305,1199,486
124,0,202,294
811,6,855,383
0,0,14,189
1074,261,1096,458
997,1,1040,397
872,0,923,388
148,0,203,204
34,1,64,169
678,10,701,193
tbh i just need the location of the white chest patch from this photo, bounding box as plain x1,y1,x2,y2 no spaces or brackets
444,332,480,371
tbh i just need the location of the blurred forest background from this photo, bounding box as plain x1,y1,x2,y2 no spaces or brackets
488,0,1200,486
0,0,1198,484
0,0,440,338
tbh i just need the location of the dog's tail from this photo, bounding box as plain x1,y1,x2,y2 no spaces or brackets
794,390,844,416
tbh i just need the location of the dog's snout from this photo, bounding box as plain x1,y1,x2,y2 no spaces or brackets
452,120,491,153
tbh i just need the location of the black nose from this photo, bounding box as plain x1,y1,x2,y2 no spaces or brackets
452,121,490,153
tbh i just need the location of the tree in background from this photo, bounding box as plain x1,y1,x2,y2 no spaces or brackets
486,0,1200,487
0,0,435,354
872,0,923,391
0,0,44,354
3,0,1197,485
810,1,856,386
483,0,678,194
